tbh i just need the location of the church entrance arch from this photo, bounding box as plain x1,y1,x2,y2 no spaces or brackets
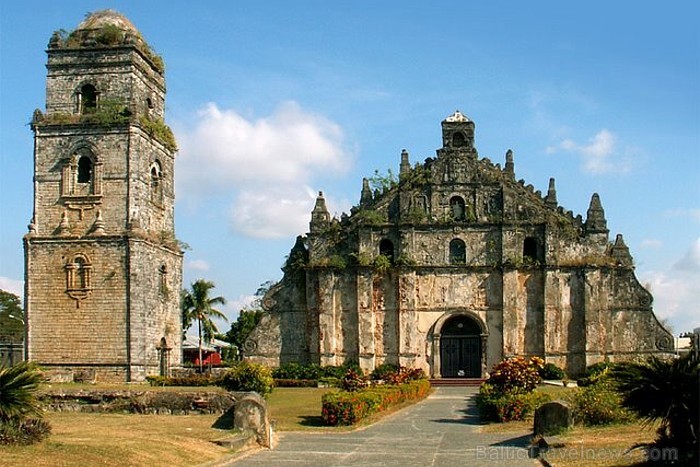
431,312,486,378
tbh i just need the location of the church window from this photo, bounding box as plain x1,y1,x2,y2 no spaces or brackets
150,160,163,206
449,238,467,264
523,237,539,263
379,239,394,263
450,196,466,221
79,84,98,114
77,156,93,183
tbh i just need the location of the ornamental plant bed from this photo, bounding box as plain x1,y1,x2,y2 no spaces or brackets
321,379,431,426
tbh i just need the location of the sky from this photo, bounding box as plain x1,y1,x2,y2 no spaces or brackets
1,1,698,337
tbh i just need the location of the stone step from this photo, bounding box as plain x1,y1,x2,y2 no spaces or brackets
429,378,485,387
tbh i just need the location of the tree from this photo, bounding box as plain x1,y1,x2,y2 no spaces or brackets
612,353,699,465
0,290,24,343
181,280,227,372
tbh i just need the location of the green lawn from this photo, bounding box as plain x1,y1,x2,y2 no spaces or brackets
0,385,338,466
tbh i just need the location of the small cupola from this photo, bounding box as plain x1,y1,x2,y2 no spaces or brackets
441,110,475,152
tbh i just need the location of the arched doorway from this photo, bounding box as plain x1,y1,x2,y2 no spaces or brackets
440,315,482,378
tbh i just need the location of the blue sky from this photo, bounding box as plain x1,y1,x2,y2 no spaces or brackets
1,1,698,335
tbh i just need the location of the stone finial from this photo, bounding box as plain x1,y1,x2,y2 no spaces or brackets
310,191,330,233
360,178,373,207
585,193,608,234
92,209,106,236
504,149,515,177
57,210,71,236
610,233,633,267
27,218,37,235
399,149,411,178
545,177,558,208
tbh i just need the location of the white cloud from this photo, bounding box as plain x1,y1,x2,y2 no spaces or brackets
663,208,700,223
640,238,700,333
186,259,210,271
0,277,23,298
640,239,663,249
546,129,632,174
176,101,353,238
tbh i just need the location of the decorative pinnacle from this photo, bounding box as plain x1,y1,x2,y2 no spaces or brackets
545,177,558,207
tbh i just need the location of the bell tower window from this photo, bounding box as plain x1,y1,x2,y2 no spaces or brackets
77,156,93,183
79,84,98,114
150,161,163,206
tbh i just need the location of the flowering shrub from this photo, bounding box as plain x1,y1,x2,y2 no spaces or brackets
486,356,544,394
340,368,368,392
322,379,431,426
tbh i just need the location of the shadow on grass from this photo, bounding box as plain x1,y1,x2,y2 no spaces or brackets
298,415,326,427
212,407,234,429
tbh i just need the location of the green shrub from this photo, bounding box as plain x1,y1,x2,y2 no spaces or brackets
320,363,362,379
539,363,566,380
565,381,635,426
576,361,618,387
486,356,544,394
216,361,274,397
321,379,430,426
370,363,399,381
273,362,322,380
476,383,551,422
273,378,317,388
145,375,214,387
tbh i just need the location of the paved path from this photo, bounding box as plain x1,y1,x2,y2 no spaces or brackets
223,387,537,466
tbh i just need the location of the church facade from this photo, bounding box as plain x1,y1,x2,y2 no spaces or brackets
24,11,183,382
244,111,674,377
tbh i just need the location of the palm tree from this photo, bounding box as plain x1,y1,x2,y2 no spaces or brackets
0,362,43,422
182,279,227,373
612,353,699,464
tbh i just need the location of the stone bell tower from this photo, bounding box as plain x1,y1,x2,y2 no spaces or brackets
24,10,183,382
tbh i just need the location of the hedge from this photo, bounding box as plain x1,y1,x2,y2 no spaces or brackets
321,379,431,426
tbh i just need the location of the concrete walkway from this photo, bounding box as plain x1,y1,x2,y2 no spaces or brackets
223,387,538,466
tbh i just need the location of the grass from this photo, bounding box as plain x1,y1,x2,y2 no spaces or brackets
0,412,231,467
267,387,334,431
0,385,339,466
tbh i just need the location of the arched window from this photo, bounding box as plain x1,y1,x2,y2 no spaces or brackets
452,132,466,147
379,239,394,263
79,84,97,114
523,237,539,263
449,238,467,264
150,160,163,205
77,156,93,183
450,196,466,221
